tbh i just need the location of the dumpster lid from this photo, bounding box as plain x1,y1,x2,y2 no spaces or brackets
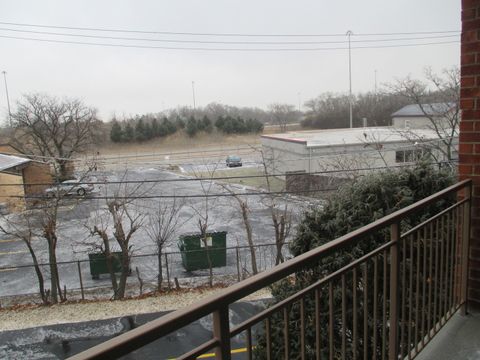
179,230,227,237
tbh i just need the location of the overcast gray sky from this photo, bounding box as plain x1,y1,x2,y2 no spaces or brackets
0,0,461,120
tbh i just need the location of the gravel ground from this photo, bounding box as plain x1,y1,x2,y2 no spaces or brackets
0,287,271,332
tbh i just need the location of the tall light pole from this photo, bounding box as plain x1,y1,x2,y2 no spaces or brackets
191,81,196,114
297,92,301,112
374,69,378,95
2,71,12,127
346,30,353,128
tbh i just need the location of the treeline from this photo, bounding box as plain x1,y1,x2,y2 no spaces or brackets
301,92,411,129
301,67,458,130
214,116,263,134
110,116,179,143
110,114,264,143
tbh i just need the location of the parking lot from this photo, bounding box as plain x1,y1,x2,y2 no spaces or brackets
0,158,312,298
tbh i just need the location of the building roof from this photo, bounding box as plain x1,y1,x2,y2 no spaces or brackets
391,103,455,117
261,127,446,148
0,143,24,155
0,153,31,172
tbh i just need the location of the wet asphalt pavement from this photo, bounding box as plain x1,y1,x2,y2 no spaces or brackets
0,166,310,298
0,300,267,360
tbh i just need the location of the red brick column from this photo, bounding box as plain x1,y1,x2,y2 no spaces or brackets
460,0,480,307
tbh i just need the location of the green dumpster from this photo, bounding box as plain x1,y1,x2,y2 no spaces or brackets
88,252,124,280
178,231,227,271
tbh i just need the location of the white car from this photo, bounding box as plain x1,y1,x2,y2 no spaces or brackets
45,179,94,197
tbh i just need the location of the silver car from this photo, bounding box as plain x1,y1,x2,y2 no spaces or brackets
45,179,94,197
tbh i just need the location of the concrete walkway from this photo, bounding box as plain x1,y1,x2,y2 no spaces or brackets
416,308,480,360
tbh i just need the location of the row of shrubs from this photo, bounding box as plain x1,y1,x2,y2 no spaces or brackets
110,115,264,143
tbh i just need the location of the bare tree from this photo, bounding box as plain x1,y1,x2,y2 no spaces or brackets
0,212,48,304
190,162,222,287
218,183,258,275
145,197,186,291
258,149,293,265
87,176,145,299
0,193,70,304
389,67,460,163
268,103,298,132
40,196,66,303
11,93,99,180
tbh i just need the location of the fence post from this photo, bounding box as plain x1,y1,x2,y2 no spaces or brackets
77,261,85,300
213,305,231,360
461,183,472,316
388,221,401,360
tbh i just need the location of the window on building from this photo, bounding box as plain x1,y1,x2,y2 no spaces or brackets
395,149,431,163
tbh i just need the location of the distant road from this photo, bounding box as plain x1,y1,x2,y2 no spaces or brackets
78,144,262,171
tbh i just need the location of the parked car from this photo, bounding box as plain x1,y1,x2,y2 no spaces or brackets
226,155,242,167
45,179,94,197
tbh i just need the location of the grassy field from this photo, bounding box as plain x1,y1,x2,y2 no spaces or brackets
95,132,262,156
93,123,304,157
187,166,285,192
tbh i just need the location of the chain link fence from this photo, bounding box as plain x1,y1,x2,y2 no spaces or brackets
0,242,290,304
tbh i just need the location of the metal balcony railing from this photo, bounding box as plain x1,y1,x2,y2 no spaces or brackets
69,179,472,360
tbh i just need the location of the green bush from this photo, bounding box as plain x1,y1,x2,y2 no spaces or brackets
254,164,455,359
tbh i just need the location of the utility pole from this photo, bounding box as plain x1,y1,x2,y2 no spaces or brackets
346,30,353,128
297,92,301,112
191,81,196,114
2,71,12,127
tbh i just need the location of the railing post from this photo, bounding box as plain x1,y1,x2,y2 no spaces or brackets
388,221,401,360
213,305,231,360
461,182,472,316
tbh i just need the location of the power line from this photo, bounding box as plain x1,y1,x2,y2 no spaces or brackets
13,167,455,200
86,136,458,167
0,21,460,37
0,34,460,51
0,27,460,45
0,161,455,187
14,188,337,200
0,145,260,162
6,131,457,173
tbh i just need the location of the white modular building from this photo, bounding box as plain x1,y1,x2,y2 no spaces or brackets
260,127,453,180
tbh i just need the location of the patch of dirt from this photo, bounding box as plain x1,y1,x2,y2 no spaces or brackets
0,285,272,331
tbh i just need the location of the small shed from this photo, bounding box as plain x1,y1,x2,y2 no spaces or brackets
391,103,456,129
0,154,53,212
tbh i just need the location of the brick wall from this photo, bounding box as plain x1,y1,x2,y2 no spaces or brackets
460,0,480,307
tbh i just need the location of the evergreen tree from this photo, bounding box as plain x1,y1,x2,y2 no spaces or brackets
175,116,185,129
151,118,160,137
135,119,147,141
215,115,225,131
186,116,198,137
158,121,168,137
110,120,123,142
143,121,153,140
233,117,246,133
254,164,455,359
222,116,234,134
196,116,206,131
123,123,134,142
163,118,177,135
246,118,264,133
202,115,213,133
